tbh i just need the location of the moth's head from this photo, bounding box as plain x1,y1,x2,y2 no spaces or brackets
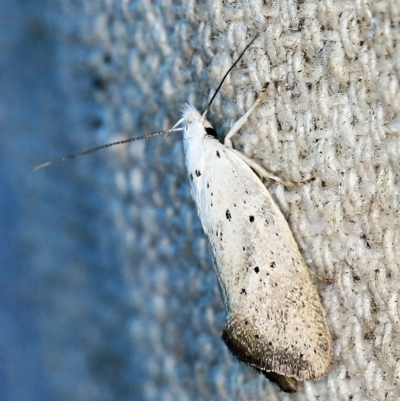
180,104,213,129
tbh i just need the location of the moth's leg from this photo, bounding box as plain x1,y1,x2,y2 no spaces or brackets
225,84,311,188
229,148,309,188
307,267,332,285
224,83,269,149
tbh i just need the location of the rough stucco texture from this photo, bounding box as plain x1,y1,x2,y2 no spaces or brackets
10,0,400,400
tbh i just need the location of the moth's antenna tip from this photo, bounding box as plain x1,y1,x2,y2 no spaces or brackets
32,164,46,172
32,160,58,171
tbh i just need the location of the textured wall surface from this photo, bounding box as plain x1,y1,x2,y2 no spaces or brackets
5,0,400,400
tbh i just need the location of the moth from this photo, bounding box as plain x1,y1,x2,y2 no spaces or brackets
34,35,333,393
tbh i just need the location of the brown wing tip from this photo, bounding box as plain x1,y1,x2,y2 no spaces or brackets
223,327,299,392
222,321,332,386
262,372,298,393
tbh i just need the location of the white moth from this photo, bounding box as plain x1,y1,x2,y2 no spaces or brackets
180,93,332,392
171,36,332,392
34,36,332,393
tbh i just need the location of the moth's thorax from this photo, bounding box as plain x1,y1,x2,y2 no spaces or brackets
182,104,219,181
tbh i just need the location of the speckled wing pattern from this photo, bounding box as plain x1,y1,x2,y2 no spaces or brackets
183,117,332,388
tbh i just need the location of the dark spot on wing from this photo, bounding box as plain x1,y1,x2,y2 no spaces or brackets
195,170,201,177
226,210,231,221
240,288,247,295
216,150,220,157
254,266,259,273
270,261,276,268
249,215,255,223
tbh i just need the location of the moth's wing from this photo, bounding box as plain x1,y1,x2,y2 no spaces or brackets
188,138,332,382
211,240,299,395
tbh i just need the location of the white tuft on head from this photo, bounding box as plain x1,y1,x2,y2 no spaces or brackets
181,104,201,121
181,104,213,128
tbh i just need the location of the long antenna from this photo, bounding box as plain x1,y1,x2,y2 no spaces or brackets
34,33,259,171
33,128,183,171
202,33,259,118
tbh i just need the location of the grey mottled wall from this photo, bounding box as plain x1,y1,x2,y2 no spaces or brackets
4,0,400,400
